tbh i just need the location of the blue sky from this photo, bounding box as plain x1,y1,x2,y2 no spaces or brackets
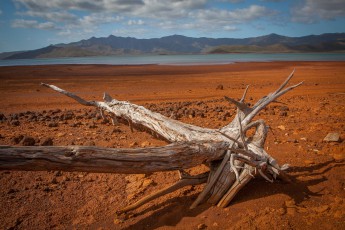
0,0,344,52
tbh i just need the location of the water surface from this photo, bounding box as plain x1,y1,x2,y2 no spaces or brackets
0,53,344,66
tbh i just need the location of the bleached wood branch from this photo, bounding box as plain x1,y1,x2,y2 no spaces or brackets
41,83,225,143
0,142,228,174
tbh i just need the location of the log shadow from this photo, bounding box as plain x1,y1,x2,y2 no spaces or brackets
122,193,210,230
231,159,345,206
121,159,344,230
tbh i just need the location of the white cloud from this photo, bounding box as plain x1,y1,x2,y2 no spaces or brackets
260,0,285,2
21,10,77,22
230,5,273,21
131,0,207,19
127,19,144,25
58,29,72,36
11,0,280,39
55,14,123,38
139,4,274,35
37,21,56,30
292,0,345,23
12,19,37,28
12,19,57,30
192,5,275,25
14,0,207,18
219,0,244,3
223,25,238,31
78,14,122,27
13,0,145,12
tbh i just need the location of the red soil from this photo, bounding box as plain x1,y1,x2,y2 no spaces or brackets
0,61,344,229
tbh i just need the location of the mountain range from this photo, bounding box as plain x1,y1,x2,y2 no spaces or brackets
2,33,345,60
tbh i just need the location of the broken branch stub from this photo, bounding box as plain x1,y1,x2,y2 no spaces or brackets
0,70,301,213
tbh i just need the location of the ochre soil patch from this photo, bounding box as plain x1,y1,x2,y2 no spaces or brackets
0,61,344,229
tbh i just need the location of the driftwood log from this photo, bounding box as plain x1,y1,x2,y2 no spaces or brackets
0,70,302,213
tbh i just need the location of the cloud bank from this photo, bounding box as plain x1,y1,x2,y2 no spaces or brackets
9,0,345,40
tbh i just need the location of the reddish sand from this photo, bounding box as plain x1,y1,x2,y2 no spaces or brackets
0,61,344,229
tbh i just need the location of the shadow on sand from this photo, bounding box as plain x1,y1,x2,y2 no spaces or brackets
122,159,345,230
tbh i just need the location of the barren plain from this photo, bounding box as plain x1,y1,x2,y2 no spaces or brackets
0,61,344,229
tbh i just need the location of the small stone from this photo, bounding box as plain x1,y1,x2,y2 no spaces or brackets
56,132,66,137
140,141,150,147
197,223,207,230
13,135,24,144
113,218,123,225
216,84,224,90
297,207,308,213
62,112,74,120
85,141,96,146
313,205,329,213
212,222,219,227
20,136,36,146
276,208,286,215
101,119,110,124
129,142,138,147
333,153,345,161
42,186,52,192
323,133,340,142
304,160,315,165
300,137,308,141
88,123,97,129
70,121,82,127
78,174,84,178
285,199,296,208
54,171,62,176
112,128,122,134
51,177,58,184
11,120,20,126
279,111,288,117
7,188,17,194
47,122,58,127
312,149,320,154
286,207,296,216
142,178,153,188
41,137,53,146
0,113,7,121
279,106,289,111
61,176,69,182
277,125,286,131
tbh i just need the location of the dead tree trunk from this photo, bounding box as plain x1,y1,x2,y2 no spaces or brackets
0,70,302,213
0,142,227,173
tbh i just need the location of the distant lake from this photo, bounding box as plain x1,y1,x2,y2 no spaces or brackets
0,53,345,66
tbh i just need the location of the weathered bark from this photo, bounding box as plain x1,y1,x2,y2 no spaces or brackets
0,70,301,213
0,142,227,173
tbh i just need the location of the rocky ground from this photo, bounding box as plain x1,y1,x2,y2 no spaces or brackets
0,62,344,229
